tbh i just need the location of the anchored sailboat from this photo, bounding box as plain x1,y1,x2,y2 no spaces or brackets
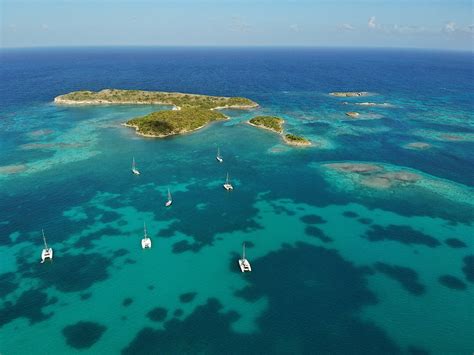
238,242,251,272
165,188,173,207
131,157,140,175
216,147,223,163
141,222,152,249
223,172,233,191
40,229,53,263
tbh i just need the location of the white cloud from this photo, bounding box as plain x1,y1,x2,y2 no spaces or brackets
229,16,252,33
368,16,377,29
443,21,456,33
340,23,355,31
289,24,300,32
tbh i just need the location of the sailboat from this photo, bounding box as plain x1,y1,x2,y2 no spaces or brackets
165,188,173,207
131,157,140,175
216,147,223,163
141,222,152,249
40,229,53,263
223,172,233,191
238,242,251,272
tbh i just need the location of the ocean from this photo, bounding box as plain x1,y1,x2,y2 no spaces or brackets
0,47,473,354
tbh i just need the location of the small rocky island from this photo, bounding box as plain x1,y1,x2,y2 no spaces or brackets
248,116,311,146
55,89,258,137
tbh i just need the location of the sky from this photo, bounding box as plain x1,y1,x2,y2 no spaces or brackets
1,0,473,50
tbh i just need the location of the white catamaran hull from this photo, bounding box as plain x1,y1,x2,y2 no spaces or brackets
223,183,233,190
216,156,223,163
165,200,172,207
141,238,152,249
239,258,251,272
41,248,53,263
132,169,140,175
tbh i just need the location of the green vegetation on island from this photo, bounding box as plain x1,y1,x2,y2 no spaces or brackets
248,116,284,133
284,134,311,146
55,89,259,137
125,108,226,137
247,115,311,147
55,89,257,110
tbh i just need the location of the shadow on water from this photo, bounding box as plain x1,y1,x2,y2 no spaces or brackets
122,242,427,354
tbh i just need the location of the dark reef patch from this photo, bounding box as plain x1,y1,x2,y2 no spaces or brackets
0,289,56,327
407,345,430,355
243,241,255,248
374,262,425,295
461,255,474,283
80,293,92,301
0,272,18,298
174,309,183,317
122,298,133,307
179,292,197,303
123,243,402,354
62,321,106,349
444,238,466,248
438,275,467,290
343,211,358,218
172,240,201,254
113,248,129,257
23,253,110,292
124,258,136,264
153,182,262,251
147,307,168,322
73,227,122,249
305,226,332,243
300,214,327,224
364,225,440,248
99,211,121,223
358,217,373,225
148,285,155,291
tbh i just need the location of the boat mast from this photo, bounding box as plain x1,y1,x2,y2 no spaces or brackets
168,188,171,200
226,172,229,184
132,157,136,169
217,147,220,157
42,229,48,249
144,222,148,238
242,242,246,260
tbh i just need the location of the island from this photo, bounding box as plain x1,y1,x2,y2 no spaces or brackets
330,92,371,97
283,134,311,146
247,116,311,147
55,89,259,137
248,116,284,134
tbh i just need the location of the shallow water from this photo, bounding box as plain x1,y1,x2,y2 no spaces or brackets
0,47,473,354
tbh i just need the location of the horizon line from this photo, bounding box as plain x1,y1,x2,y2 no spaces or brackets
1,44,472,53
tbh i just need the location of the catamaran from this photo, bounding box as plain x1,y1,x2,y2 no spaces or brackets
238,242,251,272
141,222,152,249
131,157,140,175
223,172,233,191
165,188,172,207
40,229,53,263
216,147,223,163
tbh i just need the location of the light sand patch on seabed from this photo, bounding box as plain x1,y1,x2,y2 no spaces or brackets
316,161,474,207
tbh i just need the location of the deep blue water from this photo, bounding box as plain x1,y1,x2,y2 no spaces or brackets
0,47,473,354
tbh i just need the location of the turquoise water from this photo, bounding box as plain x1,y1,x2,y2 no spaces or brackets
0,48,473,354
